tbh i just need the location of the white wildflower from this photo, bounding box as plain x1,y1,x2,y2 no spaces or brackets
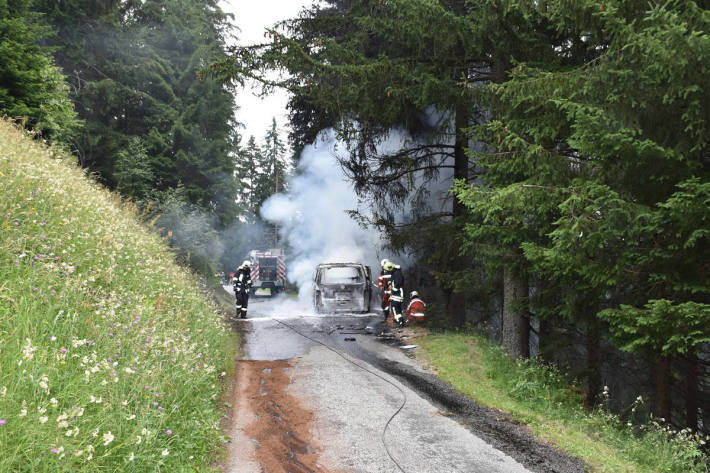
102,431,114,446
128,452,135,461
38,375,49,394
39,416,48,424
22,339,37,360
161,449,169,456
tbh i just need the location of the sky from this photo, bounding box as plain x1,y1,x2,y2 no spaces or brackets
219,0,314,147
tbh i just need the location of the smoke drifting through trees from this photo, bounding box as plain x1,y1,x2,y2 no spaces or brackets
261,129,383,300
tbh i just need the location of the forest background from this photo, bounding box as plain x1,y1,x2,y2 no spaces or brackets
2,0,708,439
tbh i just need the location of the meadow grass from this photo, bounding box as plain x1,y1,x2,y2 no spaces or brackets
417,331,708,473
0,121,232,472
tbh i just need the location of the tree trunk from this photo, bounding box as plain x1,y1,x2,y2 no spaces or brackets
537,316,554,361
685,355,699,430
502,266,529,359
585,316,602,408
654,355,672,422
452,102,469,219
446,101,470,327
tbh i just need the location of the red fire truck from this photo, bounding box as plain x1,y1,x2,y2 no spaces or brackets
248,249,287,296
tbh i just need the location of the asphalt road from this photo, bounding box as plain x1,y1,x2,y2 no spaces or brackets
222,291,586,473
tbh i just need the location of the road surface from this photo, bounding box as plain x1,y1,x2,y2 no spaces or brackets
221,291,586,473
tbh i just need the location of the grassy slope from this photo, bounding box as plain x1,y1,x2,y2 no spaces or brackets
0,121,231,472
417,332,707,473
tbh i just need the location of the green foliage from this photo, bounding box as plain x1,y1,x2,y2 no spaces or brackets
600,300,710,356
114,137,154,199
458,0,710,361
140,187,225,276
233,118,290,224
36,0,240,227
0,0,80,142
419,332,709,473
210,0,504,217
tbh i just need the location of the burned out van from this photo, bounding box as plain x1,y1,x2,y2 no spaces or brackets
313,263,372,314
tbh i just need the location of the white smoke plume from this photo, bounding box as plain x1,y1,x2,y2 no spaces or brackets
261,129,384,301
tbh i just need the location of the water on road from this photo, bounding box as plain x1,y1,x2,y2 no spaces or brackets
222,293,542,473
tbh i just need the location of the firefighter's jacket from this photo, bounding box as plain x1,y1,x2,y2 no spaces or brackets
389,266,404,302
378,270,391,294
407,297,426,318
378,270,391,308
232,266,252,292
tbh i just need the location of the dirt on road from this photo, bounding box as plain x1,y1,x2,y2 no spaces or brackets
224,359,335,473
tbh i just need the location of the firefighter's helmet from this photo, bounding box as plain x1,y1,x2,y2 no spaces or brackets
410,291,419,299
383,261,395,271
380,258,390,269
242,260,251,268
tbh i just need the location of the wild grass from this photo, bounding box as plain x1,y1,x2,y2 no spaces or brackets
417,331,708,473
0,121,231,472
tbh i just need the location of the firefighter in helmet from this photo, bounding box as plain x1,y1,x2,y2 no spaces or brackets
233,260,253,319
406,290,426,326
383,260,405,327
378,259,392,322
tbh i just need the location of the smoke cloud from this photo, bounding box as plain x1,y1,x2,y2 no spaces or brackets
261,129,384,300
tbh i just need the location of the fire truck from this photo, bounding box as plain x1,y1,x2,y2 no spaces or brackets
248,249,287,296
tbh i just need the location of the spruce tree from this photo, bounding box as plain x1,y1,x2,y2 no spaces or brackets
456,0,710,422
0,0,79,142
211,0,554,325
36,0,239,226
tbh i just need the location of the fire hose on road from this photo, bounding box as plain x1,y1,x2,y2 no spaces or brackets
272,317,410,473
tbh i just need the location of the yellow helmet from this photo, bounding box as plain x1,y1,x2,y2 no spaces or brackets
383,261,395,271
380,258,390,269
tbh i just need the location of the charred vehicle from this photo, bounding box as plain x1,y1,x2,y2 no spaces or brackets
313,263,372,313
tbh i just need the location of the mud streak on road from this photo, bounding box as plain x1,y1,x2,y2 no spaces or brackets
238,359,330,473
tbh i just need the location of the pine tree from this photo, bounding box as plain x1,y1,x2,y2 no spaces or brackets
36,0,239,226
261,118,288,247
211,0,557,325
234,135,263,222
0,0,80,142
456,0,710,422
